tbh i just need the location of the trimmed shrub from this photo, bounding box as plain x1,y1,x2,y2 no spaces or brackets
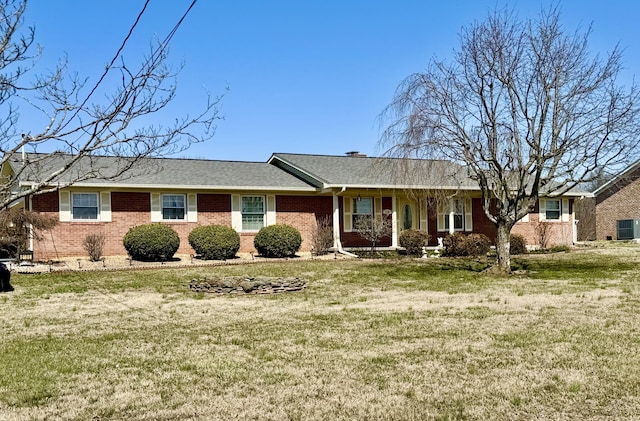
123,223,180,261
442,233,466,256
510,234,527,255
189,225,240,260
399,229,430,256
463,233,492,256
254,224,302,258
442,233,491,257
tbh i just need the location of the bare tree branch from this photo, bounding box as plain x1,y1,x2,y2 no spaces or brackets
0,0,223,208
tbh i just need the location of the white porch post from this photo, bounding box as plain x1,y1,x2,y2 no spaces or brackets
391,192,398,248
332,193,341,249
448,204,455,235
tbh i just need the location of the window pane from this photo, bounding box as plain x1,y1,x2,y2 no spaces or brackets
163,195,184,208
545,200,561,220
242,196,264,213
403,204,412,230
242,214,264,231
162,194,185,220
74,193,97,207
72,193,99,220
454,214,464,230
163,208,185,220
353,197,372,215
73,207,98,220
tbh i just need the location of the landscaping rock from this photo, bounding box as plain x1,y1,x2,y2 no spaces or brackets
189,276,306,294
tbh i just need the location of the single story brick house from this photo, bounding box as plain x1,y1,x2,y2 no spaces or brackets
593,160,640,241
2,152,586,259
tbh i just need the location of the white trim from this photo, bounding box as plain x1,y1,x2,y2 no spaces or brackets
266,195,276,225
70,192,100,222
59,191,71,222
541,198,562,222
100,191,112,222
187,193,198,223
151,193,161,222
231,195,242,231
239,195,266,232
391,193,398,248
160,193,187,221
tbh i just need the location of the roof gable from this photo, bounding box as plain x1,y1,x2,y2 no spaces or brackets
269,153,478,190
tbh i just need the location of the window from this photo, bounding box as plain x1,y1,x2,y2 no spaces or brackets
545,199,561,220
72,193,99,220
162,194,185,220
403,204,412,230
352,197,373,229
444,199,465,231
242,196,265,231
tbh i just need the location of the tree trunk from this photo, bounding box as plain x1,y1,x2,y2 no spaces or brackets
494,223,512,273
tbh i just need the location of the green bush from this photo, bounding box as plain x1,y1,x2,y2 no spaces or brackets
442,233,491,257
399,229,431,256
123,223,180,261
510,234,527,255
254,224,302,258
188,225,240,260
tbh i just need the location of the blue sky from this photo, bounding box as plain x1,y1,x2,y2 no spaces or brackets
23,1,640,162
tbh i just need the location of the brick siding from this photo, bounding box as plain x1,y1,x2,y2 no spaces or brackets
595,167,640,240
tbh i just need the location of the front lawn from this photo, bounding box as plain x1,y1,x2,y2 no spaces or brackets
1,244,639,420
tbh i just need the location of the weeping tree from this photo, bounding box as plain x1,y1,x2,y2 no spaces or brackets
382,7,640,272
0,0,222,209
0,208,57,257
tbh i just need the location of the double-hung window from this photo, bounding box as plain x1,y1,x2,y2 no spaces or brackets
444,199,465,231
72,193,99,220
242,196,265,231
352,197,373,230
438,198,472,232
544,199,561,220
162,194,186,220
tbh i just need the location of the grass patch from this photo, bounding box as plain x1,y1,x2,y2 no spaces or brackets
1,244,640,419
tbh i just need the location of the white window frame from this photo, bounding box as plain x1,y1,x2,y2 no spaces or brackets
352,197,373,231
437,198,472,232
241,195,265,231
71,192,99,221
161,194,186,221
544,198,561,221
444,199,465,231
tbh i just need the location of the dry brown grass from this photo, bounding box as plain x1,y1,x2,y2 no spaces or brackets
1,243,640,420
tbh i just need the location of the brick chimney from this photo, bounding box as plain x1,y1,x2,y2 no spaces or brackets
345,151,367,157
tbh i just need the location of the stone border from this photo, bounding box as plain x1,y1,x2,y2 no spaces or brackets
190,275,306,294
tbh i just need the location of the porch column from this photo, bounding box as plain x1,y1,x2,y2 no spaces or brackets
391,192,398,248
332,193,341,249
449,207,455,235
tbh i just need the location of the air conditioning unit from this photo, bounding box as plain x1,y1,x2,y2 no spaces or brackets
616,219,640,240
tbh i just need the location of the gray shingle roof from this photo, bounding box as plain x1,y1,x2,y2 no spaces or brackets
9,153,317,191
269,153,479,189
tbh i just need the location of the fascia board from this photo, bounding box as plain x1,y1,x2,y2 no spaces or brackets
268,155,328,187
20,181,318,192
593,161,640,196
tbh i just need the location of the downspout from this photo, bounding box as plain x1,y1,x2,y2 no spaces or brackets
28,194,33,251
333,187,358,258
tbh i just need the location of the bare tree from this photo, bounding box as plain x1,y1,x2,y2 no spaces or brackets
354,214,392,252
382,7,640,272
0,0,222,208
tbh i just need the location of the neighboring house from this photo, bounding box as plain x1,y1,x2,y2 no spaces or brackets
593,161,640,241
2,152,586,259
